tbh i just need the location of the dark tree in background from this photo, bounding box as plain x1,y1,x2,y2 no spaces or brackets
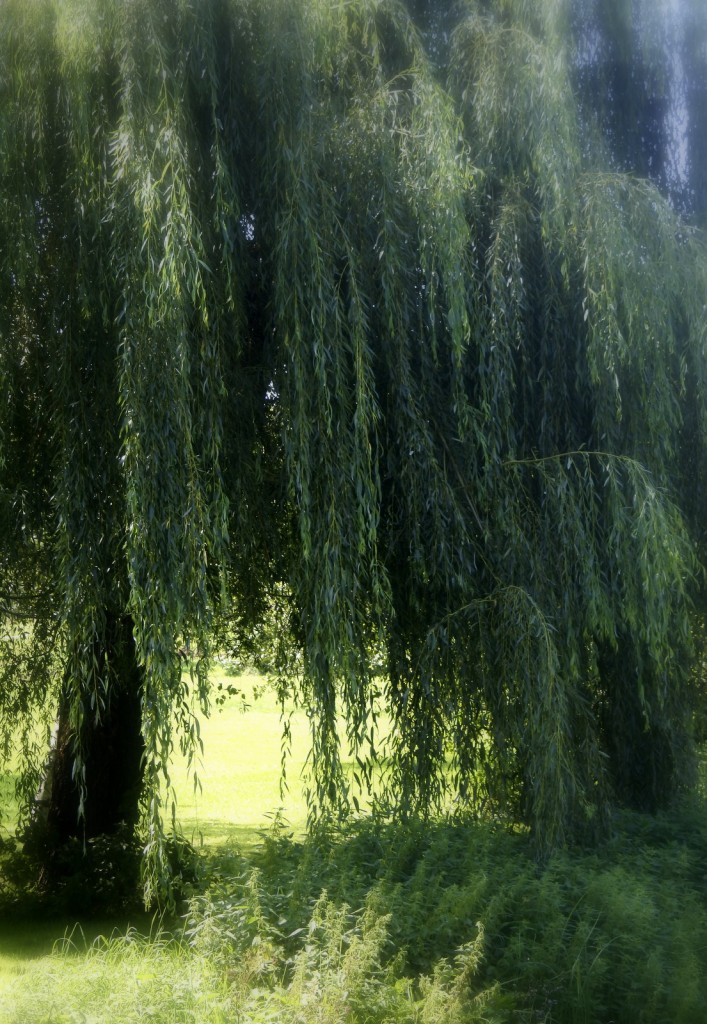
1,0,706,894
571,0,707,226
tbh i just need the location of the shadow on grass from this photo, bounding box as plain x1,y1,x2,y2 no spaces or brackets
0,912,160,970
180,818,278,852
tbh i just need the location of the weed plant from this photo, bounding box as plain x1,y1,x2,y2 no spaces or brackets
237,806,707,1023
4,799,707,1024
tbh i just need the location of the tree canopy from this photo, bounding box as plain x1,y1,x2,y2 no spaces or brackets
1,0,707,888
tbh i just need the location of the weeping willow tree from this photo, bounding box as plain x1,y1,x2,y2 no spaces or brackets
1,0,706,890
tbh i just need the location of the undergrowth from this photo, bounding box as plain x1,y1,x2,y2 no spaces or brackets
3,798,707,1024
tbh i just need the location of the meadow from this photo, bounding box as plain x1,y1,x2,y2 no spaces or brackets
0,667,706,1024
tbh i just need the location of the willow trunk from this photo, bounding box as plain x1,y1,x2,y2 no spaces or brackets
34,613,144,854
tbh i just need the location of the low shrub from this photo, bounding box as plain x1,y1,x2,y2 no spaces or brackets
220,807,707,1024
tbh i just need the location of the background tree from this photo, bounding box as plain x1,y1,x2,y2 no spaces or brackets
571,0,707,227
1,0,706,892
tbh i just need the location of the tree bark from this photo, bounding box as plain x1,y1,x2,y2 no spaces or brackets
30,613,144,853
597,636,686,814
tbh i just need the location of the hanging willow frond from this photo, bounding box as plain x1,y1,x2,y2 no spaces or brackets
1,0,706,884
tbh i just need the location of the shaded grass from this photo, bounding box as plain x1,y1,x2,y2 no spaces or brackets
0,914,157,974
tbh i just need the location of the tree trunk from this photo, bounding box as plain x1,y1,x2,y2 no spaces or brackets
29,613,144,853
597,636,686,813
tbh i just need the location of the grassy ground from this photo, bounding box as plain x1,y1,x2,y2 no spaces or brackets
1,669,706,1024
0,667,357,980
0,670,303,970
168,668,312,847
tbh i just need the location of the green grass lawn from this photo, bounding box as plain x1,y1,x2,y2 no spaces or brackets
167,668,312,847
168,665,388,848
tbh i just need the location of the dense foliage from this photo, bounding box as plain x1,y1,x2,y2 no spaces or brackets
5,808,707,1023
1,0,707,884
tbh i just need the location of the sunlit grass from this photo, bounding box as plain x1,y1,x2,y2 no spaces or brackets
0,926,227,1024
168,668,312,847
168,665,389,848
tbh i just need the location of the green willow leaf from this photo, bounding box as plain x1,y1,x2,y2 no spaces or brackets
1,0,706,892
